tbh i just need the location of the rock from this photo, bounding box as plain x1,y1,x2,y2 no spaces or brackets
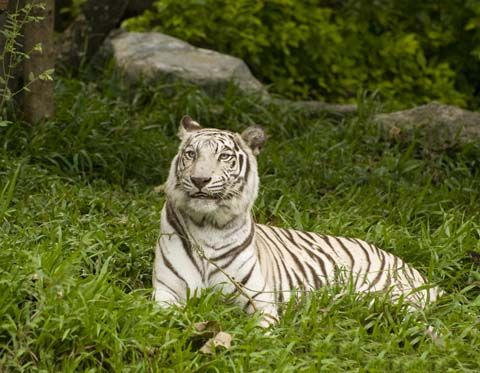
100,30,357,118
102,30,265,97
270,98,357,119
374,102,480,145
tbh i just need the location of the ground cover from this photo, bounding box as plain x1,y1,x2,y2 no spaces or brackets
1,73,479,371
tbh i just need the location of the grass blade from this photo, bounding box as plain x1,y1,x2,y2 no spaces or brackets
0,160,23,223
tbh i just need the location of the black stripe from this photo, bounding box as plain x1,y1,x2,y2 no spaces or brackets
251,281,268,303
160,250,189,287
303,231,326,241
281,227,297,244
208,250,255,281
281,257,295,290
292,270,304,290
352,239,372,285
334,237,355,269
154,276,181,300
257,225,291,303
165,202,202,274
266,243,284,304
244,154,250,182
257,234,279,297
305,261,323,288
239,264,256,286
293,231,335,284
211,220,255,261
406,263,421,289
173,156,180,174
323,235,336,252
296,231,337,267
288,232,330,284
238,153,244,175
237,253,255,271
273,228,310,283
384,254,396,290
367,249,386,290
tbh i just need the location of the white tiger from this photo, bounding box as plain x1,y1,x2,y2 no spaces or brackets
153,115,441,326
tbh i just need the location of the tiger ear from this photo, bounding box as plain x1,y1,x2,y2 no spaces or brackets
241,126,266,156
178,115,202,139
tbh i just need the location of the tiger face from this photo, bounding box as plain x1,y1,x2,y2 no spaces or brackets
165,116,266,227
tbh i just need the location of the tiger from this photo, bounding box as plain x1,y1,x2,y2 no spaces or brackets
153,115,441,326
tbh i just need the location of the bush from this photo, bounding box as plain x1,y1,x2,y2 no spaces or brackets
124,0,480,109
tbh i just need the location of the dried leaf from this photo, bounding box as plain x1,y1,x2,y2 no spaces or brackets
193,320,220,335
388,126,401,139
199,331,232,354
193,321,209,332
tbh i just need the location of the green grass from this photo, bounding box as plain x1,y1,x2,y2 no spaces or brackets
1,71,479,371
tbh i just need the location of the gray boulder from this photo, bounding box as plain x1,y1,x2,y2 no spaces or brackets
271,98,357,119
101,30,357,118
102,30,265,96
374,102,480,145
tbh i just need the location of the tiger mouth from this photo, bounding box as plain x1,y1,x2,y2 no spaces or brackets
190,192,220,200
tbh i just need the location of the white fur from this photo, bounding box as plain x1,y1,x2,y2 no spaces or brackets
153,122,441,327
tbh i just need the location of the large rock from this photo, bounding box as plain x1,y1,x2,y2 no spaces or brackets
101,30,357,118
374,102,480,145
271,98,357,119
102,30,265,96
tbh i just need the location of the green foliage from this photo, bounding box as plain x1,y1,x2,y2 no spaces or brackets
0,72,479,369
124,0,480,108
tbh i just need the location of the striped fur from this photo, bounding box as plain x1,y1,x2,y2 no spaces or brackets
153,116,441,326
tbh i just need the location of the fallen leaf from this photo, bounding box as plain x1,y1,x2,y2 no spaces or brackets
193,320,220,334
199,331,232,354
388,126,401,139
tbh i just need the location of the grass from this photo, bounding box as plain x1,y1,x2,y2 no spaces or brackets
0,70,479,371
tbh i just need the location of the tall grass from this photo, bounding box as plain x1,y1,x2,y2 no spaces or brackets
0,71,479,371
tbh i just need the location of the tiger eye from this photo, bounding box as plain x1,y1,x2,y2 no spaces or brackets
219,153,233,161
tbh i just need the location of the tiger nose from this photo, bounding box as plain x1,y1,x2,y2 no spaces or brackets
190,176,212,189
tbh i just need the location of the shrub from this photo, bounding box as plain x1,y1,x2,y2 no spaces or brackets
124,0,480,109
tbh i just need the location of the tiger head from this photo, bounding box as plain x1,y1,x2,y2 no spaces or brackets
165,116,266,227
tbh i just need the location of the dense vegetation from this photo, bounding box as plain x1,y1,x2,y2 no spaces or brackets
125,0,480,109
1,71,479,370
1,0,479,370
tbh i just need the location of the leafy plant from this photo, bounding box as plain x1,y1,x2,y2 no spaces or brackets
124,0,480,109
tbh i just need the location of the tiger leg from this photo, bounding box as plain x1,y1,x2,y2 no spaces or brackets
252,294,279,328
152,266,183,307
236,267,279,328
153,287,181,306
